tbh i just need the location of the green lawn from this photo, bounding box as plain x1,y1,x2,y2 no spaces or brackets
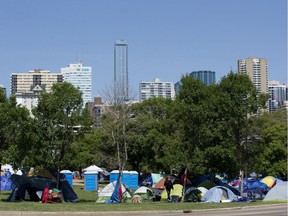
0,185,286,212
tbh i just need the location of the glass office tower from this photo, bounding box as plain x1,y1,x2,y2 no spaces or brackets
114,40,128,101
61,63,92,107
189,70,216,85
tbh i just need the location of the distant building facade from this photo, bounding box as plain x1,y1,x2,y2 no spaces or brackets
86,96,106,128
268,80,287,112
114,40,128,101
10,69,62,95
238,57,268,94
189,70,216,85
61,63,92,107
10,69,63,113
139,78,175,102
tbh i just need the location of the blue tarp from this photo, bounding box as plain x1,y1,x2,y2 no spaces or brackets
106,175,122,203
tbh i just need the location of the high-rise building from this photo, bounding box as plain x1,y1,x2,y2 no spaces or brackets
238,57,268,94
189,70,216,85
10,69,63,114
139,78,175,102
10,69,63,95
114,40,128,101
268,80,287,112
61,63,92,107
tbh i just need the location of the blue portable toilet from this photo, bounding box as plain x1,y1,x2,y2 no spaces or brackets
122,170,130,186
122,171,138,189
60,170,73,187
84,171,98,191
129,171,139,189
110,170,120,183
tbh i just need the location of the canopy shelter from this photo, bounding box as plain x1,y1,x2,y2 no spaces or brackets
83,165,103,173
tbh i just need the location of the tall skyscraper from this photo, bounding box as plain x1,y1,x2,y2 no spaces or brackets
10,69,63,114
238,57,268,94
189,70,216,85
268,80,287,112
139,78,175,102
114,40,128,101
61,63,92,107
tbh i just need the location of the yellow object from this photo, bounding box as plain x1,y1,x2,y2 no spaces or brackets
261,176,276,188
161,184,183,200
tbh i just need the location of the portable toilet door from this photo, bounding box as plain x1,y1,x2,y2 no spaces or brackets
122,171,130,186
84,171,98,191
60,170,73,187
110,170,120,183
129,171,139,189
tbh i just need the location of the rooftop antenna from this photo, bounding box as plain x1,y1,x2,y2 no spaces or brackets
75,53,78,63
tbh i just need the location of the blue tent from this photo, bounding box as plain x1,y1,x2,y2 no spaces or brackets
201,186,237,203
0,176,13,191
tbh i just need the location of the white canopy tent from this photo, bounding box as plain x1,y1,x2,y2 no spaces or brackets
83,165,103,173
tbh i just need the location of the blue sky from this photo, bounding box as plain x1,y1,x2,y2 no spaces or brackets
0,0,287,98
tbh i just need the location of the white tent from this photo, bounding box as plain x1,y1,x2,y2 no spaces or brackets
264,181,288,201
83,165,103,173
96,180,132,203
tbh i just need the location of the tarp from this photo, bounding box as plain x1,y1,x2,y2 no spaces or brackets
263,181,288,201
201,186,236,203
107,176,122,203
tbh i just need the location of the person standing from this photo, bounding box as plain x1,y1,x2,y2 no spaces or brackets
164,176,173,201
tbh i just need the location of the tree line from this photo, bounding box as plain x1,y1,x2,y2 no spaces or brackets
0,72,287,181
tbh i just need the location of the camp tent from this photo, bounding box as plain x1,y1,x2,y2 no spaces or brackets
0,176,13,191
197,187,208,197
260,176,282,188
133,186,154,200
96,180,132,203
6,173,79,202
161,184,183,200
201,186,236,203
184,187,202,202
263,181,288,201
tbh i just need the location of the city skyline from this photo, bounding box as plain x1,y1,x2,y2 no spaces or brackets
0,0,286,98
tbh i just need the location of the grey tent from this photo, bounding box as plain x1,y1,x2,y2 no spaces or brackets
201,186,236,203
263,181,288,201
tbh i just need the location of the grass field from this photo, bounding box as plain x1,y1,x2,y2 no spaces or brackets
0,185,286,212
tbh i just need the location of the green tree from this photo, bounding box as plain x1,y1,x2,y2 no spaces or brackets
32,82,92,187
127,97,182,173
68,128,115,171
0,90,33,169
215,72,267,178
249,110,287,178
174,75,209,176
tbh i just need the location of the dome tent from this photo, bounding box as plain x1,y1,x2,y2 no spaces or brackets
201,186,236,203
